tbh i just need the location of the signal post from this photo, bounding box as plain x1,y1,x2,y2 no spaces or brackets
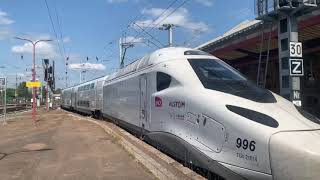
15,37,52,124
256,0,318,107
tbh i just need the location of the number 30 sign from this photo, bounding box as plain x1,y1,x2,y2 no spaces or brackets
290,42,302,58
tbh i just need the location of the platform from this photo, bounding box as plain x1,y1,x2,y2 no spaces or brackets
0,109,204,180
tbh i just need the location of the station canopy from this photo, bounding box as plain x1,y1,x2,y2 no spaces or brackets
197,9,320,66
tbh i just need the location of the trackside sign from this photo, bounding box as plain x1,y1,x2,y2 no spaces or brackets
26,81,42,88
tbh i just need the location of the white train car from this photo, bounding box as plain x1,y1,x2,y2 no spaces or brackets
73,76,107,116
61,87,73,109
100,47,320,180
75,81,96,114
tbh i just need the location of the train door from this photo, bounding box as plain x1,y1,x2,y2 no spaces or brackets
139,74,148,134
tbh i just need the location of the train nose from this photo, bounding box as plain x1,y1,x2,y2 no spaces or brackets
270,130,320,180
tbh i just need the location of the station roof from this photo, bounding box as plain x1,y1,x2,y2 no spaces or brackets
197,9,320,65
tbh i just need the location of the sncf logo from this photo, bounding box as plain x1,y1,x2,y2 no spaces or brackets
155,97,162,107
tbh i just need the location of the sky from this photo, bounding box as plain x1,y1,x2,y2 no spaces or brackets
0,0,255,89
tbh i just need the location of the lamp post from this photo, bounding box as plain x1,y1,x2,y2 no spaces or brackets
14,37,52,124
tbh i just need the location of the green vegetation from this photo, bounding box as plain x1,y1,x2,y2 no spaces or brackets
5,88,15,102
16,81,31,99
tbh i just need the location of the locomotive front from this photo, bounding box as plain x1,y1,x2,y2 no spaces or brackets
181,53,320,180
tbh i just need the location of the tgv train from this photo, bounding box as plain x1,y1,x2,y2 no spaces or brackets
61,47,320,180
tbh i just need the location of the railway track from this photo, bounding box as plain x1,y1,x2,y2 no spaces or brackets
0,104,30,114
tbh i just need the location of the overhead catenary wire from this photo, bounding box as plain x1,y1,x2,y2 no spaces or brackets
103,0,178,62
125,0,191,49
125,0,179,47
146,0,190,34
118,0,189,69
182,29,204,47
44,0,65,60
127,27,159,48
44,0,69,87
103,0,188,72
132,22,164,48
53,1,67,57
103,13,147,57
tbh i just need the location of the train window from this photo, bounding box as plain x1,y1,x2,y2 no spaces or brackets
188,59,277,103
157,72,171,91
188,59,246,81
91,83,94,89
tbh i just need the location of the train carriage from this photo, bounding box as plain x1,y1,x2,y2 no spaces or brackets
61,87,73,109
62,47,320,180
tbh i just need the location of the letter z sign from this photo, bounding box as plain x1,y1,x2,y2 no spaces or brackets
289,59,304,76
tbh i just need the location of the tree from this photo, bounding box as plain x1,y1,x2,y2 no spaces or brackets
6,88,15,103
17,81,31,100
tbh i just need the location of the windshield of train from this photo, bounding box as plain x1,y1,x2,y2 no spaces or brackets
188,59,246,81
188,59,276,103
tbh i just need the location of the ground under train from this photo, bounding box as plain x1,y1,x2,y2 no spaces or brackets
61,47,320,180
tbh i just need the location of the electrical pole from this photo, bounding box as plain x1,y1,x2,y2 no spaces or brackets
119,37,134,68
43,59,49,112
81,70,86,83
15,73,18,101
79,64,86,84
0,68,6,124
46,77,49,112
3,77,6,125
0,77,7,125
65,57,69,88
15,37,52,124
119,37,123,68
159,24,175,47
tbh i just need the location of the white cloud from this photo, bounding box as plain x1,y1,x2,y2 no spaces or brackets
122,36,143,43
68,63,106,70
0,10,14,25
11,41,58,59
134,7,209,33
194,0,214,6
